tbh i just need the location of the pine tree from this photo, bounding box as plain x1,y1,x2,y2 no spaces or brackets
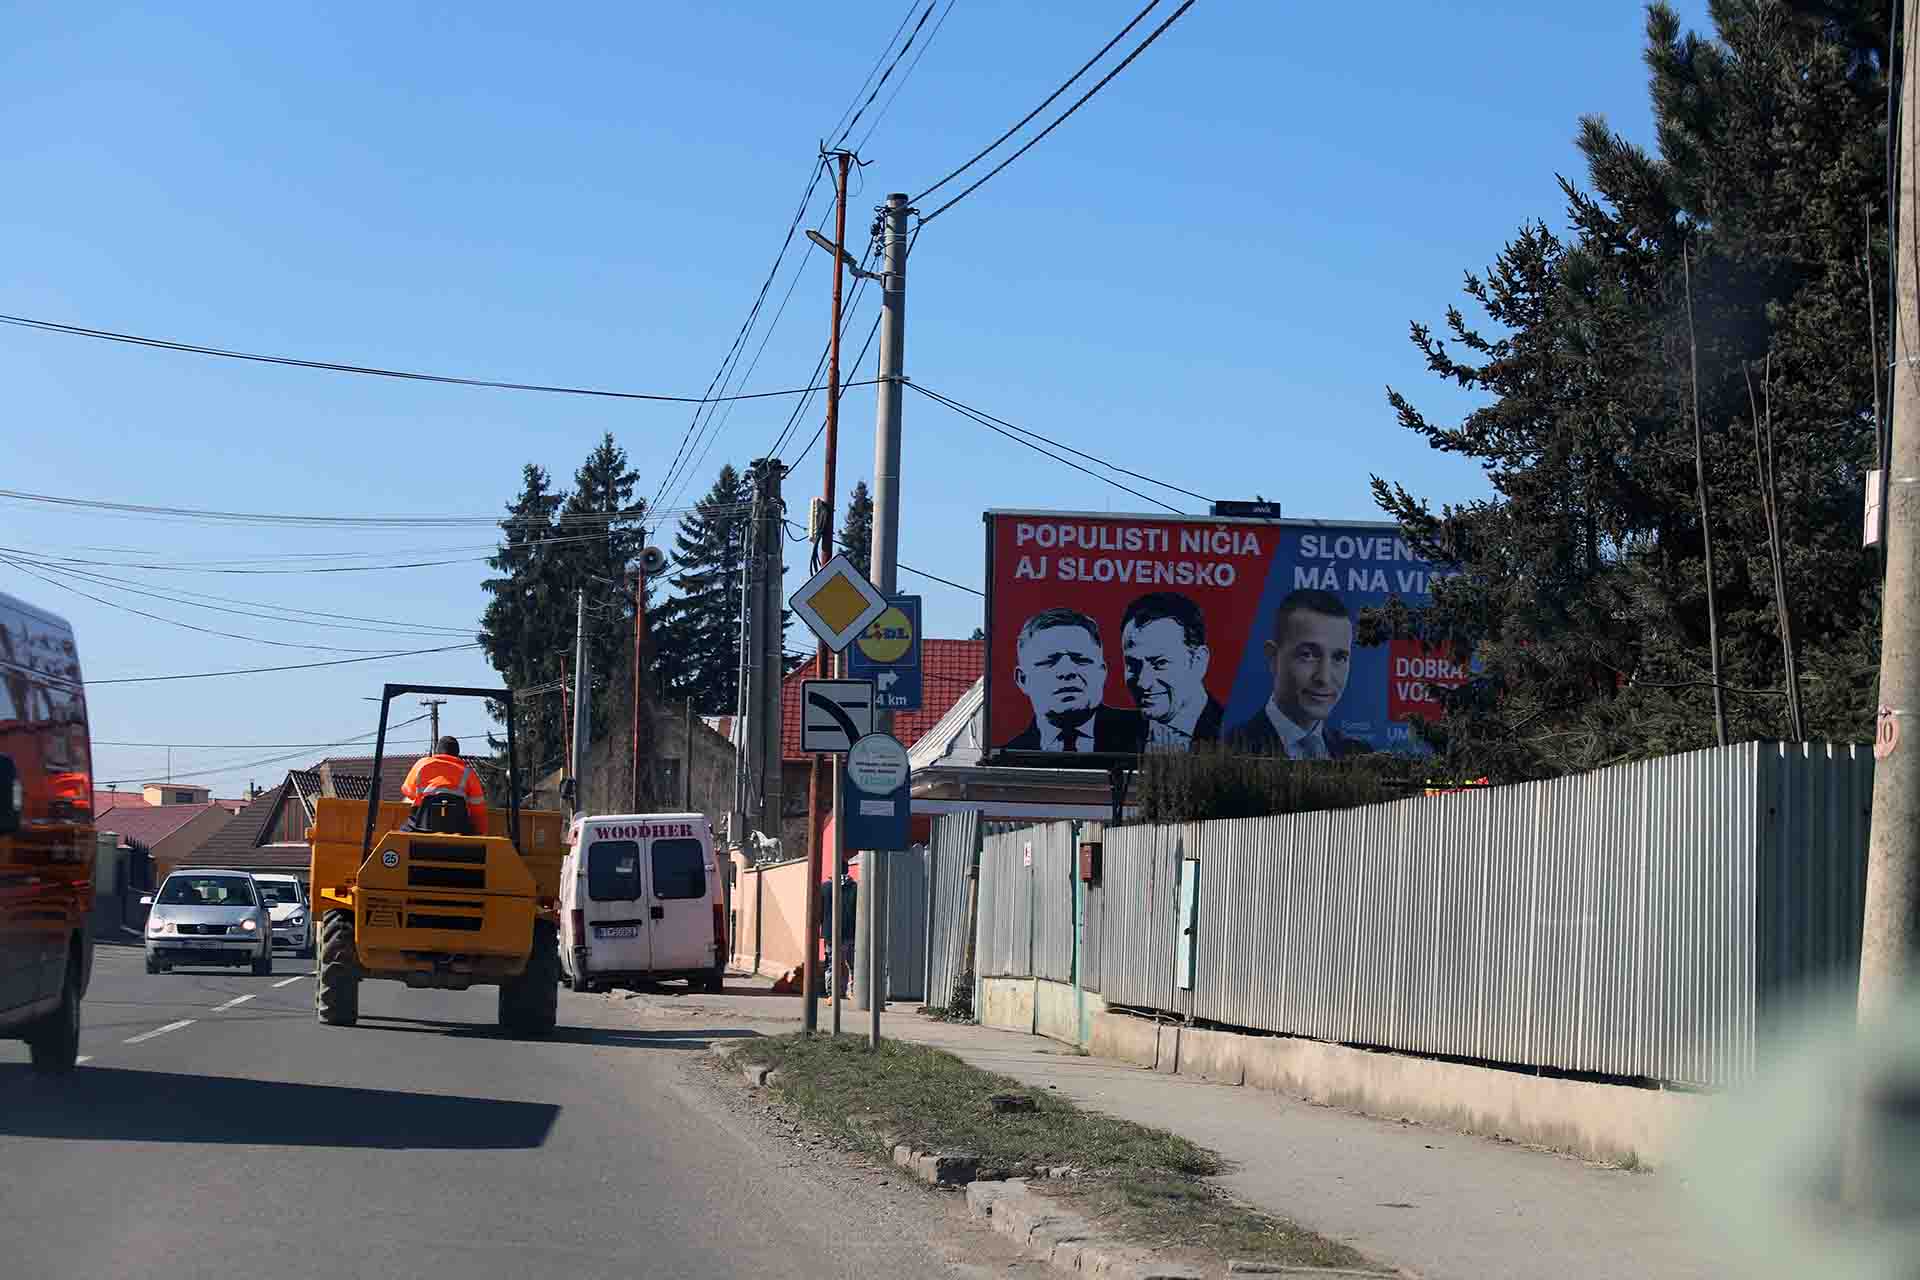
1370,1,1888,779
654,464,753,710
839,481,873,576
479,464,568,782
552,433,648,741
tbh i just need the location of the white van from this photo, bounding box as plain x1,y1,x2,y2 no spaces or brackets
559,813,724,994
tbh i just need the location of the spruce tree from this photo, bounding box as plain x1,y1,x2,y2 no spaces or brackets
839,481,873,576
479,464,567,782
654,464,753,710
553,433,648,741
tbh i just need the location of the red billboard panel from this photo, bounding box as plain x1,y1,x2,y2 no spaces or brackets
983,511,1456,762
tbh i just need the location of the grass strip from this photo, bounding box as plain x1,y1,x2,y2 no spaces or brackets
733,1033,1369,1271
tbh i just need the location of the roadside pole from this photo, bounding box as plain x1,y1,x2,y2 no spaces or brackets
866,191,911,1049
571,589,590,818
1861,0,1920,1016
802,151,855,1033
631,552,650,811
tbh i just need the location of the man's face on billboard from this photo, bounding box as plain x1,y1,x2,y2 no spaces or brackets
1266,608,1351,727
1121,617,1208,724
1015,623,1105,719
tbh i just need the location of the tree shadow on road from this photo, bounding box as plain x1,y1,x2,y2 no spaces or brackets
0,1065,559,1148
355,1016,759,1049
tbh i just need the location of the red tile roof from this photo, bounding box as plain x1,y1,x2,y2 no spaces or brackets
95,801,230,849
781,639,983,762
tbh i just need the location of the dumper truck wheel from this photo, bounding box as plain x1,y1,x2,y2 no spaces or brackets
316,909,360,1027
499,920,559,1038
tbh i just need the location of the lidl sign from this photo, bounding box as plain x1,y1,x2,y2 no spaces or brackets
847,594,922,712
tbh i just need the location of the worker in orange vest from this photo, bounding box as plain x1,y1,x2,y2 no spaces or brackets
401,736,488,835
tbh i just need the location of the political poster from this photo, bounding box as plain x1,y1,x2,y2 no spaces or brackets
981,510,1465,763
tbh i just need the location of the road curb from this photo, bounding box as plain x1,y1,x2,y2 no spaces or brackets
965,1177,1203,1280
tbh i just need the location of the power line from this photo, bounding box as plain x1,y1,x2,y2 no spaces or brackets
912,0,1163,205
852,0,959,154
834,0,944,149
651,160,835,514
654,6,958,512
771,241,882,461
909,382,1213,506
95,714,432,785
0,554,408,653
1,554,470,637
0,313,877,406
783,517,983,597
906,383,1182,514
0,488,747,530
916,0,1198,225
826,0,928,144
86,642,481,686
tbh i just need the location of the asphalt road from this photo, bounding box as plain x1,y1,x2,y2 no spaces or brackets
0,939,1025,1280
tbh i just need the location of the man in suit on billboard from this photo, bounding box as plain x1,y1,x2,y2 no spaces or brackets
1002,607,1144,754
1120,591,1224,752
1226,588,1368,759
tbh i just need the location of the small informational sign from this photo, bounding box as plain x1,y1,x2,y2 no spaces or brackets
840,732,909,851
801,679,875,753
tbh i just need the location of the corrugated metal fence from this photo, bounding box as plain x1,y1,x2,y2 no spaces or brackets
924,812,979,1008
970,743,1872,1089
884,845,927,1001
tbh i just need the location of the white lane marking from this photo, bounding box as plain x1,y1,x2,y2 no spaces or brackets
76,1055,93,1065
124,1019,194,1045
213,994,256,1012
273,975,307,988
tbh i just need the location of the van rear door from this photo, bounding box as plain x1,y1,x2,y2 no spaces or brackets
645,829,712,972
581,830,650,975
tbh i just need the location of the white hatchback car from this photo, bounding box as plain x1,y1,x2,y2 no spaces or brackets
143,869,274,976
254,873,313,958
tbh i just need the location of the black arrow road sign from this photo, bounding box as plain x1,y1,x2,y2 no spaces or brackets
800,679,875,753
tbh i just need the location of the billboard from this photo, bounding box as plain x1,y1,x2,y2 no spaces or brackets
982,510,1463,763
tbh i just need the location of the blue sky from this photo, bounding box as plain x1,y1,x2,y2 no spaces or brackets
1,1,1709,797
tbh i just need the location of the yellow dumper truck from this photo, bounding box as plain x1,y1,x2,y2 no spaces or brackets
307,683,565,1036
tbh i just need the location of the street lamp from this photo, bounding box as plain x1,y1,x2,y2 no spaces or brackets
806,229,879,280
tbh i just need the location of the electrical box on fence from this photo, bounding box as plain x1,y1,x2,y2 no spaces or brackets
1078,839,1102,884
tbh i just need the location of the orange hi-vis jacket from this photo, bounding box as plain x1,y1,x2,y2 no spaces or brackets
400,753,488,835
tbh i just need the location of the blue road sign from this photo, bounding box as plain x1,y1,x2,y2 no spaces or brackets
840,733,910,851
846,593,922,712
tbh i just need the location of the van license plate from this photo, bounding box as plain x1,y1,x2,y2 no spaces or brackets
594,925,640,939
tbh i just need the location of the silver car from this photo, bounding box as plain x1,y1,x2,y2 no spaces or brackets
143,868,274,976
254,873,313,958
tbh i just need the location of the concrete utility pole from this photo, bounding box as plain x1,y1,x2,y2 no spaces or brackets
422,698,446,751
858,191,912,1048
683,699,694,812
733,495,757,839
630,541,657,813
756,459,785,842
803,150,854,1035
571,589,590,818
1861,0,1920,1017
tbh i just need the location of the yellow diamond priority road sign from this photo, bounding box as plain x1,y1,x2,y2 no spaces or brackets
790,553,888,653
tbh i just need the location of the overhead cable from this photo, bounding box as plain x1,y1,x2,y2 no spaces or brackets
916,0,1198,225
909,382,1213,505
0,313,876,406
912,0,1163,205
86,642,482,686
907,383,1182,514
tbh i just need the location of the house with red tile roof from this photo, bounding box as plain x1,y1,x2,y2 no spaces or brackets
95,801,238,887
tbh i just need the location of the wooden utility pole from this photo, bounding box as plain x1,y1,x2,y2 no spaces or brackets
1861,0,1920,1016
803,149,853,1035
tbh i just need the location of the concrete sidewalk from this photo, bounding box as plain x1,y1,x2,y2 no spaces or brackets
615,978,1722,1280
